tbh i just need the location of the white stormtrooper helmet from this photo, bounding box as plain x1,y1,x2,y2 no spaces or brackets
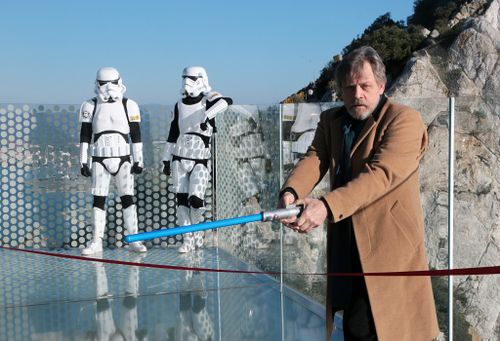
180,66,211,98
94,67,126,102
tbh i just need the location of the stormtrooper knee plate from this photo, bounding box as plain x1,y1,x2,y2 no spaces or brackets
189,163,209,205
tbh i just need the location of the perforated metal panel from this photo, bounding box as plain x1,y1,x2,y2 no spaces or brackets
214,105,282,268
0,103,211,249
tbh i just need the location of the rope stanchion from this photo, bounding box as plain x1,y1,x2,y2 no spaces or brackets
2,246,499,277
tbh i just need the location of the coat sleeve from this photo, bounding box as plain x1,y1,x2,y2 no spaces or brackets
324,106,428,222
281,109,333,198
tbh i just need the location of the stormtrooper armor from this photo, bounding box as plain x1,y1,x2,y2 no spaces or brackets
79,67,146,255
162,66,232,253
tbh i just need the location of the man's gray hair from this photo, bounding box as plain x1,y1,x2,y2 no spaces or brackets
335,46,387,91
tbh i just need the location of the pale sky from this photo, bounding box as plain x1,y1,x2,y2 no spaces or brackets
0,0,415,105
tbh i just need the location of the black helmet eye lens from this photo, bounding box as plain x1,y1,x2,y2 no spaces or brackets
183,76,198,81
98,79,119,86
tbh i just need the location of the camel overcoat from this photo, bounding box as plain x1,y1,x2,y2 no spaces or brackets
283,97,439,341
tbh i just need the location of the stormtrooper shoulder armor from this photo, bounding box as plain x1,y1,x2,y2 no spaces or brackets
205,92,232,120
206,91,223,102
79,98,97,123
206,91,232,105
125,99,141,123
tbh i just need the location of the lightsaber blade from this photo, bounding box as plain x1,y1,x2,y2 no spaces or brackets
124,206,301,243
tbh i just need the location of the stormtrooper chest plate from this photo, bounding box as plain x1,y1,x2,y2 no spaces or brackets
173,100,212,159
177,101,210,135
91,101,131,157
92,101,130,134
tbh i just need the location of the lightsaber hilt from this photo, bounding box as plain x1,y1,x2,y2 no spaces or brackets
262,205,303,221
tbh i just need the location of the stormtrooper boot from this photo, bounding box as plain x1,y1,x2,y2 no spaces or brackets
123,205,147,253
82,207,106,255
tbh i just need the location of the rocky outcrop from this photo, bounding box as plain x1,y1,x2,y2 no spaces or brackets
388,0,500,339
449,0,490,28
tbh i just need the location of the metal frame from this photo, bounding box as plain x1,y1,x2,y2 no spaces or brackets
448,97,455,341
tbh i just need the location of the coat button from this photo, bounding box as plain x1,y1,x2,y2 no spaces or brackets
339,214,343,219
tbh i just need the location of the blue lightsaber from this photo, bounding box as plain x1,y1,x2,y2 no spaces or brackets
124,206,302,243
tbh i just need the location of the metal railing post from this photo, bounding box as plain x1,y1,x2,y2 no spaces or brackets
279,103,285,341
448,97,455,341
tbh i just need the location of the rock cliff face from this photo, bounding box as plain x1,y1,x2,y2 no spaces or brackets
279,1,499,338
387,0,500,338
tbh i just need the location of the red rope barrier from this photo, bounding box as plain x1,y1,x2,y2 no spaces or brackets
2,246,499,277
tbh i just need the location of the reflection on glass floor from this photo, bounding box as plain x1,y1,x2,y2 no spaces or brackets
0,247,342,340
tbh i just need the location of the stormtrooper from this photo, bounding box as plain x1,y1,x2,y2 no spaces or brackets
162,66,232,253
79,67,146,255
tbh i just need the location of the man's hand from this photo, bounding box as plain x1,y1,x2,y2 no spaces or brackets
162,161,171,176
80,164,91,177
290,197,328,233
131,162,143,174
278,191,298,226
200,119,209,131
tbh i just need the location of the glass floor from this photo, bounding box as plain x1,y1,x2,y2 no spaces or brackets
0,247,343,340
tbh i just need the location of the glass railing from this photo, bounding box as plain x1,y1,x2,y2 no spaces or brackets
0,96,498,340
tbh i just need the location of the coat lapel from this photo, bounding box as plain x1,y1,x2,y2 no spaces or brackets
330,113,344,170
350,115,375,158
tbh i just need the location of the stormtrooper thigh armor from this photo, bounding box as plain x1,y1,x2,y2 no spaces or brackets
173,159,209,253
91,157,133,197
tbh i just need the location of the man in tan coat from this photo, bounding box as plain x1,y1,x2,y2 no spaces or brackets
280,46,439,340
